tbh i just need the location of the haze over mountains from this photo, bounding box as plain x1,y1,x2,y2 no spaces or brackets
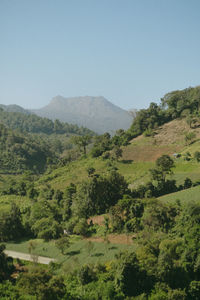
1,96,134,134
0,104,30,115
31,96,133,134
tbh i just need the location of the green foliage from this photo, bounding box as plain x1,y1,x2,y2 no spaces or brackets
113,146,123,160
185,131,196,145
0,280,18,299
143,128,155,137
55,236,70,254
78,265,96,285
189,281,200,299
0,203,24,241
2,86,200,298
161,86,200,118
109,196,144,233
141,199,178,233
72,169,129,218
128,86,200,140
0,107,94,136
129,102,169,138
16,266,66,300
71,135,92,155
113,251,153,297
0,244,14,282
0,124,55,173
90,132,112,157
194,151,200,162
183,177,192,189
32,217,62,241
73,218,89,236
156,155,175,175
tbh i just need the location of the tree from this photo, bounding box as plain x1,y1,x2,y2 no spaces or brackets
61,183,76,221
73,218,88,236
189,281,200,299
32,217,62,241
112,146,123,161
78,265,96,285
114,251,152,297
194,151,200,162
71,135,91,155
156,155,174,176
72,170,129,218
16,267,65,300
55,236,70,254
157,238,186,288
183,177,192,189
0,203,24,241
0,244,14,282
149,155,175,196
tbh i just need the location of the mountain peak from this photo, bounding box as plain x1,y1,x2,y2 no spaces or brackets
32,96,133,134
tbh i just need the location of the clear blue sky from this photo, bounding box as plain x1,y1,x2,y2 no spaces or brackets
1,0,200,110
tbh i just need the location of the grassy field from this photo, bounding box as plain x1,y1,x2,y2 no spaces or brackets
159,185,200,204
36,153,200,191
36,156,154,190
5,236,135,270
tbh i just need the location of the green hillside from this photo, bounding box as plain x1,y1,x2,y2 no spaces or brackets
0,107,95,135
2,86,200,299
159,185,200,204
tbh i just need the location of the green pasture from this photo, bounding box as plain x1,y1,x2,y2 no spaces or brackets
159,185,200,204
5,236,134,270
36,155,154,190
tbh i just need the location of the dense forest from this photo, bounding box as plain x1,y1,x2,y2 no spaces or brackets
0,109,95,174
1,86,200,299
0,108,94,135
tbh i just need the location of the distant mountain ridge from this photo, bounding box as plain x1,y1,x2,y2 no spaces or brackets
31,96,133,134
0,104,30,114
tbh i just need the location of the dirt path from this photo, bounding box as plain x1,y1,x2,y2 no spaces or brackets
4,250,55,265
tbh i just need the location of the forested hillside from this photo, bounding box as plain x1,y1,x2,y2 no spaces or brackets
0,107,94,135
0,124,54,173
1,86,200,299
115,86,200,144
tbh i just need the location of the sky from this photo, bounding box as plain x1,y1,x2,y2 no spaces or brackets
0,0,200,110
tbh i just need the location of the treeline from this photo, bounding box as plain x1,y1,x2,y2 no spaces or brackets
105,86,200,147
0,124,56,173
0,108,95,136
129,86,200,137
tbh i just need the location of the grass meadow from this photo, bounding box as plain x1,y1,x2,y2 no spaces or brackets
5,235,135,271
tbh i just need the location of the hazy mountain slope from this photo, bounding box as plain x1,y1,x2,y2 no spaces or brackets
31,96,133,134
0,104,30,114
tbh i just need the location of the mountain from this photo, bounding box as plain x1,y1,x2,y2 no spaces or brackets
31,96,133,134
0,104,30,114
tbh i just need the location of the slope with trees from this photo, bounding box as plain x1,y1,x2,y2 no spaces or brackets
1,86,200,298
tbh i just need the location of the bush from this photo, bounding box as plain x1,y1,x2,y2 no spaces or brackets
73,218,89,236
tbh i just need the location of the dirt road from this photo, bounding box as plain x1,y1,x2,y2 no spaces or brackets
4,250,55,265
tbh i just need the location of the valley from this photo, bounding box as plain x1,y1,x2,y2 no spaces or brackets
1,86,200,299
